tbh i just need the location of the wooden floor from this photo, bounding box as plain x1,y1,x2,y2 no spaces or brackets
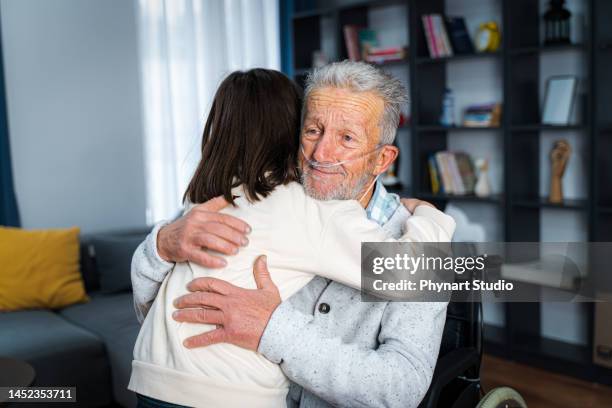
481,355,612,408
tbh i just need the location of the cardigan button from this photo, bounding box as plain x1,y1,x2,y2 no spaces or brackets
318,303,330,314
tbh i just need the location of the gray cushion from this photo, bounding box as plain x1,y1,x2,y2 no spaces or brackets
0,309,112,407
60,293,140,408
90,235,143,294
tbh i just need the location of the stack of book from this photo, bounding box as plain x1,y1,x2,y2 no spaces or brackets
422,15,474,58
343,26,407,64
364,46,407,63
428,151,477,195
463,103,502,127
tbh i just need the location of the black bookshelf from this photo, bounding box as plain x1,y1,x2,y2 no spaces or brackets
415,50,502,64
512,197,588,210
288,0,612,385
416,125,502,132
509,42,587,55
416,192,504,204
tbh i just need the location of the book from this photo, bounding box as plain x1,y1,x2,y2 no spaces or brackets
364,46,407,63
343,25,361,61
358,29,378,59
428,155,441,194
447,153,465,194
445,16,474,55
367,46,405,56
431,15,446,56
463,103,502,127
432,14,453,57
431,151,477,195
435,152,454,194
422,15,439,58
455,152,477,193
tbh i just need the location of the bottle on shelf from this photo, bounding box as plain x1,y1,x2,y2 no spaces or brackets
440,88,455,127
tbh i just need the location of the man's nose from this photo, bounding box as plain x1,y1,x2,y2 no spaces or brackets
311,135,337,164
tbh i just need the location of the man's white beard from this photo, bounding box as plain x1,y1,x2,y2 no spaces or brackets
301,166,374,201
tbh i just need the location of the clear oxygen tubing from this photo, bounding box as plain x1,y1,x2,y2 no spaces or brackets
356,174,379,207
300,143,383,206
300,143,384,169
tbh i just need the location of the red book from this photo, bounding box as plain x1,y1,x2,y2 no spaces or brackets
368,46,404,56
423,15,439,57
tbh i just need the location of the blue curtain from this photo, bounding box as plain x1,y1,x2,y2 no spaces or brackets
0,15,20,227
279,0,293,76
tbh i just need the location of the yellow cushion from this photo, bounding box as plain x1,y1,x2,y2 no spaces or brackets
0,226,89,311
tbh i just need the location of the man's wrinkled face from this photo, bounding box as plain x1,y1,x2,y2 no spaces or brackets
300,87,385,202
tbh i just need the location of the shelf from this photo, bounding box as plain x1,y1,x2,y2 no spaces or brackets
337,0,407,12
417,125,501,132
416,51,501,65
485,327,612,386
292,7,333,19
293,67,311,76
416,192,503,204
369,58,409,68
293,0,405,19
384,190,503,205
599,42,612,51
597,126,612,133
294,58,408,76
510,124,586,132
525,336,593,369
512,197,587,210
386,186,411,196
509,43,586,56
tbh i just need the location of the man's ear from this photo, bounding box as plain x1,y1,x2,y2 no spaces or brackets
372,144,399,176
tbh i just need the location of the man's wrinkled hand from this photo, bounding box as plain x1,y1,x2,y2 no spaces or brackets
400,198,436,213
157,196,252,268
172,255,281,351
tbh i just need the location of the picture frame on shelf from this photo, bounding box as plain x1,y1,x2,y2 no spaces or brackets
541,75,578,125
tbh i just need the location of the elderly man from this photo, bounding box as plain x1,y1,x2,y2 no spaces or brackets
132,61,451,407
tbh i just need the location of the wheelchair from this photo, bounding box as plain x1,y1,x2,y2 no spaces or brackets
417,254,528,408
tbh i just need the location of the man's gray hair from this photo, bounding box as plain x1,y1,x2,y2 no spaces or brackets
303,60,408,145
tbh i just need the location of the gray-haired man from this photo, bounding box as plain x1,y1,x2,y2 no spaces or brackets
132,61,452,407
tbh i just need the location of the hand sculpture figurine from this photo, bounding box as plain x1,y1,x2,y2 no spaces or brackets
549,139,571,204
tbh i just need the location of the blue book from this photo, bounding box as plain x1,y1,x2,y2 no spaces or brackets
445,17,475,55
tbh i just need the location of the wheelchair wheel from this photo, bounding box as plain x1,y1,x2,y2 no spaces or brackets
476,386,528,408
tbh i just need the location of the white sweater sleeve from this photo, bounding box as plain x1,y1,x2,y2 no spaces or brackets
315,204,456,290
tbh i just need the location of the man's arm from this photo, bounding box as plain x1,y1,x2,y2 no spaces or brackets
131,221,174,323
174,255,446,408
130,197,252,323
259,299,447,408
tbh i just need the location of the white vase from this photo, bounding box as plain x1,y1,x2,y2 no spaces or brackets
474,159,491,197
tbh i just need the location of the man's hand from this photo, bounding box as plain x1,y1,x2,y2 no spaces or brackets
172,255,281,351
157,196,252,268
400,198,436,213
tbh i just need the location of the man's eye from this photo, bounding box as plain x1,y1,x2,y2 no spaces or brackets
343,134,354,142
306,128,320,135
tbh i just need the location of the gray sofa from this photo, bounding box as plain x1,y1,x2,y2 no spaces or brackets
0,227,151,407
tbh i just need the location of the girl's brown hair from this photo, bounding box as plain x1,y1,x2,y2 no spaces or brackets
184,69,302,205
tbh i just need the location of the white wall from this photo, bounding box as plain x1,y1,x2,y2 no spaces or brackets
1,0,146,233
